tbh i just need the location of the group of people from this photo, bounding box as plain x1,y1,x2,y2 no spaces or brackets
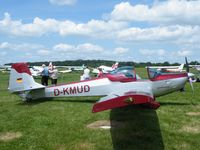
41,64,104,86
41,64,58,86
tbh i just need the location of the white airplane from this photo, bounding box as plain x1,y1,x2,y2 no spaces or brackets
0,65,11,72
58,69,72,73
29,66,43,77
56,64,85,71
8,63,189,113
189,65,200,71
147,64,185,72
92,62,119,74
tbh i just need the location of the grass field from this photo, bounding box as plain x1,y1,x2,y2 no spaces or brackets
0,68,200,150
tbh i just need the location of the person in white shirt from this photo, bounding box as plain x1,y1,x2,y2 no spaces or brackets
83,66,90,80
49,66,58,85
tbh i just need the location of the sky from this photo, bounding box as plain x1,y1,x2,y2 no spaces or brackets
0,0,200,64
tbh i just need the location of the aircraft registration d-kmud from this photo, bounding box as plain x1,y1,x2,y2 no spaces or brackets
8,63,188,113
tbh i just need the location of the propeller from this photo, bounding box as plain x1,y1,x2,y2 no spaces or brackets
185,57,190,73
185,57,194,93
189,77,194,93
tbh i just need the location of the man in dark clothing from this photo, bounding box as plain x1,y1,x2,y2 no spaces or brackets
41,64,49,86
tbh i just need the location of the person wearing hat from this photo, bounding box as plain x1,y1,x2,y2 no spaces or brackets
41,64,49,86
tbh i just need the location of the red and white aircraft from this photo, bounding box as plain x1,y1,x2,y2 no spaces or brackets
92,62,119,74
8,63,188,113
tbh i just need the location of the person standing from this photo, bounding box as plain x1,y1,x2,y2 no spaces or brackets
41,64,49,86
49,66,58,85
83,66,90,80
97,68,103,78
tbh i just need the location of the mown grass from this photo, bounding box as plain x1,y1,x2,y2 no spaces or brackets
0,68,200,150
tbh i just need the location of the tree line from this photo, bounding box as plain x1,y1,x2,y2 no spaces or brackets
6,59,200,67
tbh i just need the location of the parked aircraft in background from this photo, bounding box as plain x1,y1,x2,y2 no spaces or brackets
189,65,200,71
29,66,43,77
58,69,72,73
8,63,189,113
92,62,119,74
29,62,76,76
146,64,185,72
55,64,85,71
0,65,11,72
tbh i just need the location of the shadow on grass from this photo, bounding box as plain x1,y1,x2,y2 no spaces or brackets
17,97,97,105
110,105,164,150
159,101,191,106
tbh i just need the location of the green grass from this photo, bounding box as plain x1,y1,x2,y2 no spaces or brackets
0,69,200,150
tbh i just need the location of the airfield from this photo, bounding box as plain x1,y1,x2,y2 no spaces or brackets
0,68,200,150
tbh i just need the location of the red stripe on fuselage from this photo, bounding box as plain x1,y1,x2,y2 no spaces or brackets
150,73,187,81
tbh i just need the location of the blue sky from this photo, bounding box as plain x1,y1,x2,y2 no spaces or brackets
0,0,200,64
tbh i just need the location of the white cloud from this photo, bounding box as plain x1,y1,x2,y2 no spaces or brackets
113,47,129,55
76,43,104,53
53,43,74,52
117,25,200,42
0,42,43,50
177,50,192,56
0,42,9,49
139,49,165,56
49,0,76,6
111,1,200,25
37,49,50,56
53,43,104,53
0,13,127,37
0,51,7,56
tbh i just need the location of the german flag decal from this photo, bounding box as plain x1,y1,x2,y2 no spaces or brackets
16,78,23,83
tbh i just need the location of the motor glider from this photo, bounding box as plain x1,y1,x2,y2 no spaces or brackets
8,63,188,113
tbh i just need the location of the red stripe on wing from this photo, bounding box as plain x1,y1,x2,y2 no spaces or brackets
92,94,154,113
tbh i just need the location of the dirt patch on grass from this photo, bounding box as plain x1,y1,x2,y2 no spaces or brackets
186,112,200,116
87,120,125,129
74,142,95,150
182,125,200,134
0,132,22,142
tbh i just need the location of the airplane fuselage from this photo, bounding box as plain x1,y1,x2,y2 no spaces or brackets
29,76,187,100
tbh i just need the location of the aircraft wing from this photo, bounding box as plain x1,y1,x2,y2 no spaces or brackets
146,66,180,69
92,92,154,113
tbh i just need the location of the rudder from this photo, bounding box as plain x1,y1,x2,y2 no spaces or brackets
8,63,45,93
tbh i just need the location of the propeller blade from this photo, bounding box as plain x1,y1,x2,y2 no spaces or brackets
189,77,194,93
185,57,190,73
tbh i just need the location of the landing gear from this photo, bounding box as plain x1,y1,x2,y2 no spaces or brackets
19,91,32,102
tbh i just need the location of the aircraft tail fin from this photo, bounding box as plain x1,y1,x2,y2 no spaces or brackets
112,62,119,69
178,64,184,71
8,63,45,93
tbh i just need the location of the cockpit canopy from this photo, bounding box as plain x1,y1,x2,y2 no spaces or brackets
147,67,186,80
106,66,139,82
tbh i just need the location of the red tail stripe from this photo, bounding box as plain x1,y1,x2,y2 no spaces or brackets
12,63,32,76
